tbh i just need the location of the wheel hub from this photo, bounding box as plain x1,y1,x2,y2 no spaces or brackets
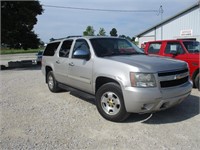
101,92,121,115
48,76,54,89
108,99,115,107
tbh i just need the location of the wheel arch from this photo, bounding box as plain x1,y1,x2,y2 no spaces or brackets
95,76,121,94
192,68,200,86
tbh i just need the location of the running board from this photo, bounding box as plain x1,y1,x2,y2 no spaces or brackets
58,83,95,99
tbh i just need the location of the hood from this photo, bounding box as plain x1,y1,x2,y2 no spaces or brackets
104,55,187,73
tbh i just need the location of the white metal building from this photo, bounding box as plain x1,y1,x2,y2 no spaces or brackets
136,2,200,48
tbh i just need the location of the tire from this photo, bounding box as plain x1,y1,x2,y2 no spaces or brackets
194,73,200,90
47,71,60,92
96,82,130,122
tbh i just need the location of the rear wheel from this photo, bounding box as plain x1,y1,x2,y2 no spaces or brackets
194,73,200,90
47,71,60,92
96,82,129,122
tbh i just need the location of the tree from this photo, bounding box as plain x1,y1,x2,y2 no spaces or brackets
119,35,132,41
131,37,136,42
83,26,95,36
97,28,106,36
119,35,126,38
1,1,43,49
110,28,118,37
39,40,45,48
49,38,55,42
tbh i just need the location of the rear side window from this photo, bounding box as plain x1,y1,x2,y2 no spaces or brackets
43,42,60,56
59,40,73,58
165,42,185,54
148,43,161,54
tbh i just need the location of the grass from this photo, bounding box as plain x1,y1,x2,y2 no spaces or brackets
0,49,41,55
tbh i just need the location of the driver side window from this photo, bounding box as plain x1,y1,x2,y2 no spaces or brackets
72,39,90,58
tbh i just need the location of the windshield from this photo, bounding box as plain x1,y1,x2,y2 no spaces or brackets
90,38,144,57
183,41,200,53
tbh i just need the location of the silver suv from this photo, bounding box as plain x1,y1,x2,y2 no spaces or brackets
42,36,192,122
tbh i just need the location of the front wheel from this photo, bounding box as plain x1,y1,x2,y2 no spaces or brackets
96,82,129,122
47,71,60,92
194,73,200,90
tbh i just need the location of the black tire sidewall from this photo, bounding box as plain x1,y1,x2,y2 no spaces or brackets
194,73,200,90
96,82,129,122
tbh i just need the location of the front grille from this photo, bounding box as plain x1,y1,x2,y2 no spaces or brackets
160,76,188,88
158,68,189,88
158,68,188,77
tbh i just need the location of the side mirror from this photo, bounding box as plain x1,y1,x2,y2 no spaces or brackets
73,49,90,60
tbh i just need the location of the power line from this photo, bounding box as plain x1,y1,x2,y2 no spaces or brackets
43,4,158,13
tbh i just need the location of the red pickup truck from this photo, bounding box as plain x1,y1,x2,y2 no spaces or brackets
144,40,200,89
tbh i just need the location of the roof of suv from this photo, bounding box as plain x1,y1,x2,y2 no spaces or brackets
49,36,125,43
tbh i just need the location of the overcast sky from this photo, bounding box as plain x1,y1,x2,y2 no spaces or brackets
34,0,199,43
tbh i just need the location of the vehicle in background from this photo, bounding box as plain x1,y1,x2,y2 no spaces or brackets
36,50,44,65
144,40,200,89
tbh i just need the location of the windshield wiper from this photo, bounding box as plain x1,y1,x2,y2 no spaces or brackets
100,52,121,57
121,52,146,55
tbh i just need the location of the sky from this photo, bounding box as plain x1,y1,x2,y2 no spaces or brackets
34,0,199,43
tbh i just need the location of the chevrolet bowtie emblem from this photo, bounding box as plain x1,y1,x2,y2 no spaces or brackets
174,73,188,80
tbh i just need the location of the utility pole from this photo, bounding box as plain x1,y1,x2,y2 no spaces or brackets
159,5,164,40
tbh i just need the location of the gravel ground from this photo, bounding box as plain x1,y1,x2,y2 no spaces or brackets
0,66,200,150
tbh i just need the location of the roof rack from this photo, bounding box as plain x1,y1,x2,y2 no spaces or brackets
51,35,82,41
67,35,82,38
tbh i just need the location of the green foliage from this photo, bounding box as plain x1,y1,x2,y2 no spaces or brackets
110,28,118,36
1,1,44,50
82,26,136,42
119,35,132,41
83,26,95,36
133,41,139,46
97,28,106,36
50,38,55,42
131,37,136,41
0,49,41,55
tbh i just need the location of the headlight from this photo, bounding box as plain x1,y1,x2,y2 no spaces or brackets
130,72,156,87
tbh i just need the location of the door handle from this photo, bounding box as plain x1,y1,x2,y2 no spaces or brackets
69,62,74,66
56,60,60,64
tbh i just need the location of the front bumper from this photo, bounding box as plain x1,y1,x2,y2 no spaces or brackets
123,81,193,113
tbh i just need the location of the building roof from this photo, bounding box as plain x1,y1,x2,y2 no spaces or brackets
136,2,200,37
